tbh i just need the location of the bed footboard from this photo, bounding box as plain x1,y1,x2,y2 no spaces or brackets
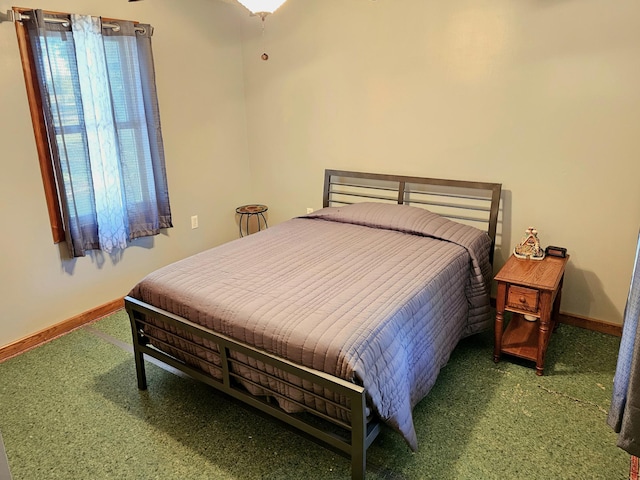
124,296,380,480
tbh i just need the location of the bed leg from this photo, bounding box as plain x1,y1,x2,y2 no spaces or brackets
126,305,149,390
133,346,148,390
351,446,366,480
351,393,367,479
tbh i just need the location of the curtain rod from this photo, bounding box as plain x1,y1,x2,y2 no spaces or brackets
0,9,147,34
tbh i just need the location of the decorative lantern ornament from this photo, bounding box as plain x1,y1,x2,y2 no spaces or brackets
514,227,545,260
237,0,287,19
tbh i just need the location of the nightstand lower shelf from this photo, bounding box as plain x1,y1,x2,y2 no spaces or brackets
500,314,541,361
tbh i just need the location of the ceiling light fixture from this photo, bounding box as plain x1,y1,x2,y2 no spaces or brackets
237,1,287,61
236,0,287,20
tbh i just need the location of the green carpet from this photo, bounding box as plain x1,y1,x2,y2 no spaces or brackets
0,310,630,479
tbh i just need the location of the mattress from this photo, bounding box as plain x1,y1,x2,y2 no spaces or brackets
129,202,493,449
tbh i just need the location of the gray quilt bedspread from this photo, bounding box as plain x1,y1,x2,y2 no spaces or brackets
129,202,493,449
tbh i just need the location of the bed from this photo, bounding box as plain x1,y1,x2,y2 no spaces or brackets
125,169,502,479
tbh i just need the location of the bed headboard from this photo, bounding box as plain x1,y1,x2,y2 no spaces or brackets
323,169,502,264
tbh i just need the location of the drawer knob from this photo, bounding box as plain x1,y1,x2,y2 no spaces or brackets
519,296,526,303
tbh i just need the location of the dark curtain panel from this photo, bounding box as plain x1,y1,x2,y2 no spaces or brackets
609,231,640,457
25,10,100,256
102,21,172,240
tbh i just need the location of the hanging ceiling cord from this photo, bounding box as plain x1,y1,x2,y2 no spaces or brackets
260,16,269,61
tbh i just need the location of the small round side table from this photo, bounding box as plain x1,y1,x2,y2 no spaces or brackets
236,204,268,237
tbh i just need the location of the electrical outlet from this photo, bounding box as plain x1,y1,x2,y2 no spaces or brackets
191,215,199,229
306,207,314,214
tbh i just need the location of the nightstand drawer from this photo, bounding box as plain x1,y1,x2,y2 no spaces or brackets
507,285,539,313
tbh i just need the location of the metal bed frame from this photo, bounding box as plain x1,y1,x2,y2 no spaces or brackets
125,169,502,479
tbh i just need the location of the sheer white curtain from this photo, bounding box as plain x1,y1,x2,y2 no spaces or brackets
26,10,172,257
608,231,640,457
72,14,128,253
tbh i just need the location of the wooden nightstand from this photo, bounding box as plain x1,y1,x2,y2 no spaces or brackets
493,254,569,375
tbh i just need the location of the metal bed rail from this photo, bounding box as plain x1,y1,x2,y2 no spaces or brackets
125,296,381,480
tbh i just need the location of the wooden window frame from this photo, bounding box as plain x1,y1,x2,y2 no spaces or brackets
14,7,65,243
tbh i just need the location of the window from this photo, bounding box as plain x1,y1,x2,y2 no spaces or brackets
14,8,172,257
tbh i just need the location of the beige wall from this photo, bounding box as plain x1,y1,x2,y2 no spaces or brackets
0,0,251,348
241,0,640,325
